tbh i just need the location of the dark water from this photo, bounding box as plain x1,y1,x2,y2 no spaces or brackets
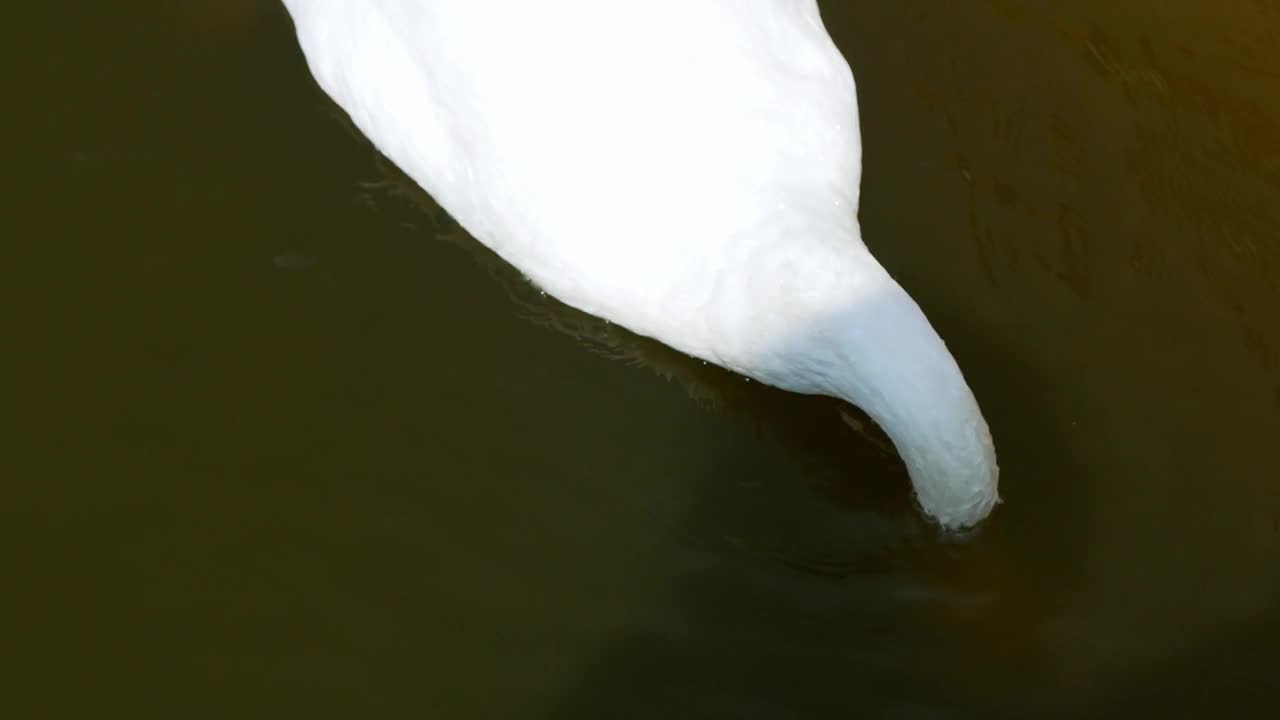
7,1,1279,717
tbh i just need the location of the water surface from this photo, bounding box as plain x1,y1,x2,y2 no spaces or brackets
6,1,1279,717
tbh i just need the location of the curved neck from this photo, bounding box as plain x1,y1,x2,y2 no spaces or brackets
815,262,999,529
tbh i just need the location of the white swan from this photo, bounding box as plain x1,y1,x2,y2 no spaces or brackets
281,0,999,529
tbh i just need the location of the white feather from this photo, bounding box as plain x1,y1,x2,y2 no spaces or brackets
281,0,999,529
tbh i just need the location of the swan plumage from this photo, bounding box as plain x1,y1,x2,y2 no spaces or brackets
281,0,999,529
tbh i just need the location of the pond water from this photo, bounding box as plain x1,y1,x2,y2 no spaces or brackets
7,1,1279,717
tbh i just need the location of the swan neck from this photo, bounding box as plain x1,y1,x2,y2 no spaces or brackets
825,270,999,529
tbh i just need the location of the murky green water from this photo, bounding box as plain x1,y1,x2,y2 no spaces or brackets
7,1,1279,717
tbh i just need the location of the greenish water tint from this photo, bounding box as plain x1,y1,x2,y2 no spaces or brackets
6,1,1279,717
